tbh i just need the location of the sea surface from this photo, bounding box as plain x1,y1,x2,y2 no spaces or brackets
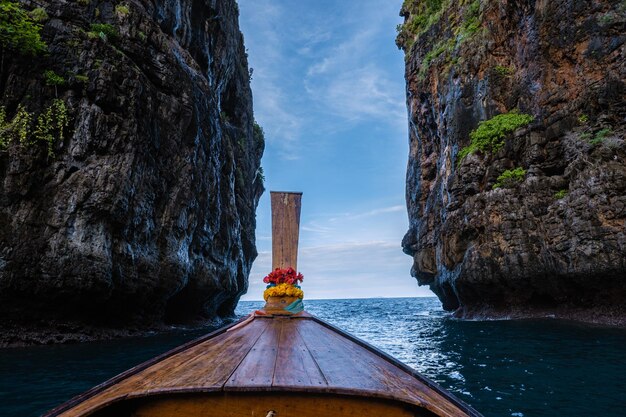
1,297,625,417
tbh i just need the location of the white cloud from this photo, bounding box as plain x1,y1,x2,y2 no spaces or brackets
242,240,431,301
239,0,305,159
296,28,333,57
301,9,406,131
305,62,406,132
329,205,405,222
240,0,407,159
301,222,334,234
251,82,302,159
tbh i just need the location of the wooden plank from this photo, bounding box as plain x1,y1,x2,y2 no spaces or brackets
139,319,269,389
44,316,250,417
224,319,281,388
271,191,302,270
295,320,394,393
338,337,456,416
54,319,269,417
298,319,471,417
272,319,327,388
309,316,480,417
47,315,479,417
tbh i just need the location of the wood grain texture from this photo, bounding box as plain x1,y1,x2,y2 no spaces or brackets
46,315,481,417
130,393,429,417
270,192,302,270
272,319,327,388
225,319,281,388
49,320,268,417
296,320,461,417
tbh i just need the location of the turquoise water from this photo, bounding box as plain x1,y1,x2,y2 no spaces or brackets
1,297,625,416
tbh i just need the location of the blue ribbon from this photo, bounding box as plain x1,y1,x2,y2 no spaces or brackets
285,298,304,314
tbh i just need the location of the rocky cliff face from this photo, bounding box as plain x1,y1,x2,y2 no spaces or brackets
397,0,625,322
0,0,263,342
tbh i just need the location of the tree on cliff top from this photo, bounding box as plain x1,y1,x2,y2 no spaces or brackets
0,0,47,90
0,1,46,54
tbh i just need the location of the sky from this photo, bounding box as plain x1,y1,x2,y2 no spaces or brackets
237,0,434,300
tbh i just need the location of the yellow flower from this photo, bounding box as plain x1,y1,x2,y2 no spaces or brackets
263,283,304,300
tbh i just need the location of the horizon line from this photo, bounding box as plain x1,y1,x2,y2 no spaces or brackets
239,295,437,302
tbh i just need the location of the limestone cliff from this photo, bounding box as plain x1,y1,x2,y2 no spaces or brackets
397,0,625,322
0,0,264,343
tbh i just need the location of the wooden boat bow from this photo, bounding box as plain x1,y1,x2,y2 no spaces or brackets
44,191,482,416
45,312,481,417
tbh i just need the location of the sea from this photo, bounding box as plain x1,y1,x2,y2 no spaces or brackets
1,297,625,417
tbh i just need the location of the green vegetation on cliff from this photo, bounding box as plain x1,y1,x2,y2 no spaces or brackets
115,4,130,18
0,99,69,155
396,0,484,79
492,167,526,189
456,0,481,39
396,0,481,54
43,70,65,86
89,23,119,42
396,0,448,50
458,111,534,162
253,121,265,184
589,127,612,146
493,65,513,77
253,121,265,147
554,189,568,199
28,7,49,23
0,0,47,58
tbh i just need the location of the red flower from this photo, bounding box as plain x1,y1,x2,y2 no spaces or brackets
262,267,304,285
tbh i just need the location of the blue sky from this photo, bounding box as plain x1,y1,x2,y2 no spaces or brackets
238,0,433,300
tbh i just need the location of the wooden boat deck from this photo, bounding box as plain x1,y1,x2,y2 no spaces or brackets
46,313,479,417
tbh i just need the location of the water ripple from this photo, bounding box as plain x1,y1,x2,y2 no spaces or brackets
1,298,625,417
238,298,626,417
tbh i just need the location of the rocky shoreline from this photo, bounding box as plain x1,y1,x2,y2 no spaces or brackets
454,306,626,329
4,303,625,348
0,316,236,348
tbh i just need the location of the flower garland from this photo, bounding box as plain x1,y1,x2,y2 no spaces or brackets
263,267,304,301
263,267,303,285
264,283,304,300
